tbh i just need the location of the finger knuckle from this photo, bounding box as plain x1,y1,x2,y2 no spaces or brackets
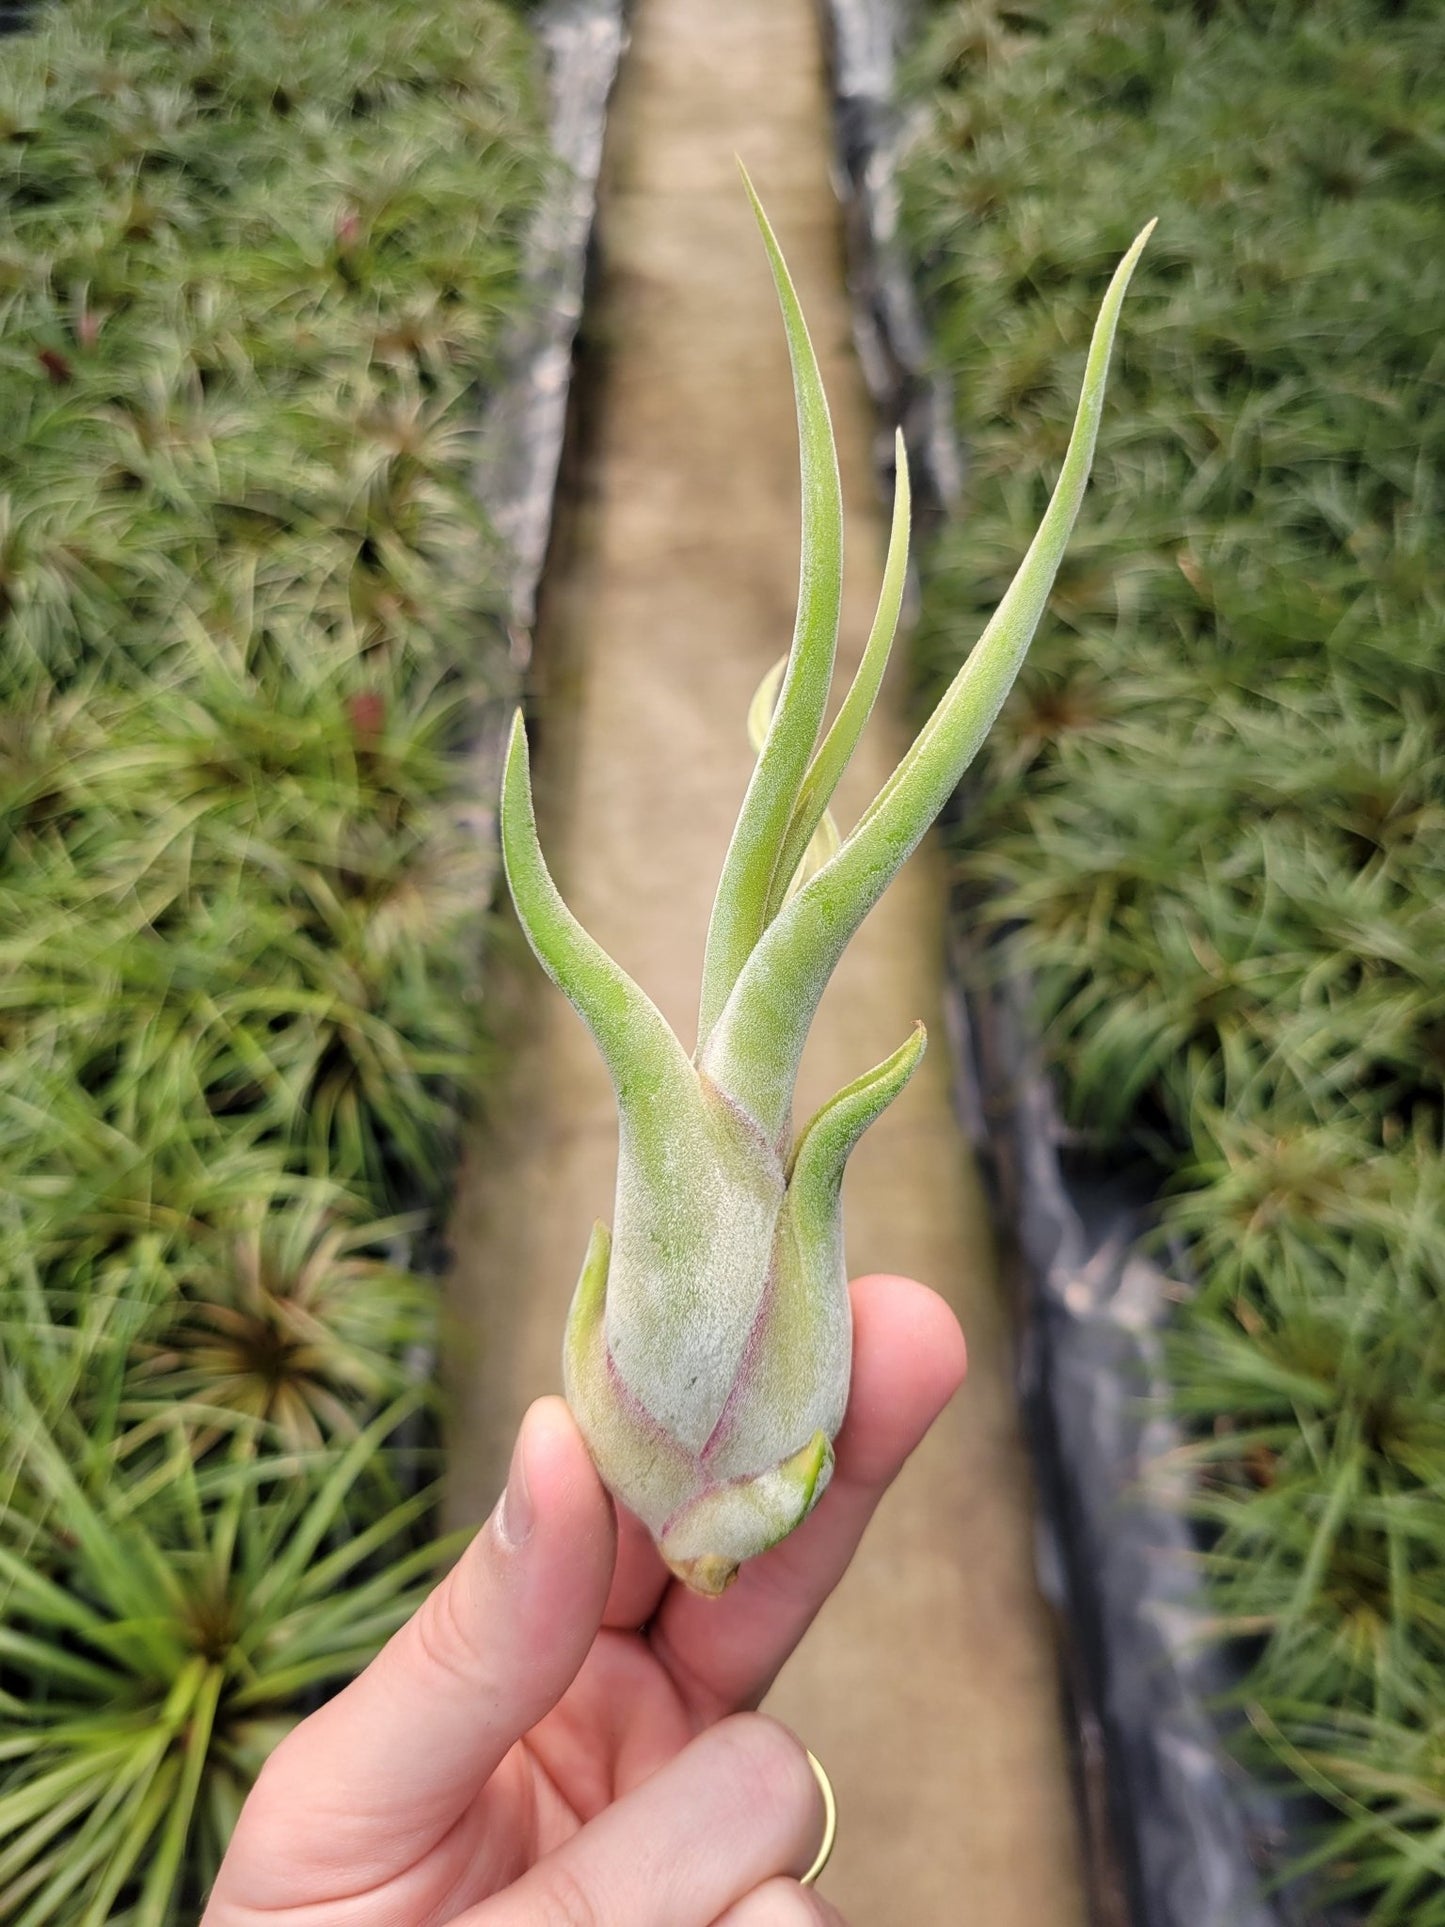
723,1879,838,1926
787,1887,843,1927
528,1862,603,1927
246,1725,304,1810
792,1890,840,1926
402,1569,479,1690
715,1712,815,1819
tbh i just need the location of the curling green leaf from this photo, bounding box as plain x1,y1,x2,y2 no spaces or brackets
765,432,913,925
785,1024,927,1223
702,222,1155,1134
696,164,844,1052
499,710,700,1168
745,659,843,908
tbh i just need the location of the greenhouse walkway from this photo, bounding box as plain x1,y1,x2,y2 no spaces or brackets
445,2,1086,1918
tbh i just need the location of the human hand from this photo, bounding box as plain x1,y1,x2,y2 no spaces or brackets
202,1274,967,1926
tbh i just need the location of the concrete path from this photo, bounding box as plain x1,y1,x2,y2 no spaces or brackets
445,2,1086,1918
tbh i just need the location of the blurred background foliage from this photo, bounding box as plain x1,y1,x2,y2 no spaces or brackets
5,0,1444,1920
900,0,1444,1917
0,2,545,1919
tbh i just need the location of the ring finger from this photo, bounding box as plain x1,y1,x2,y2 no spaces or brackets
467,1714,826,1927
711,1878,848,1925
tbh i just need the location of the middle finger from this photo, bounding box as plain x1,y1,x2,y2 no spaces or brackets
467,1714,825,1927
711,1878,848,1925
647,1276,966,1721
602,1497,670,1629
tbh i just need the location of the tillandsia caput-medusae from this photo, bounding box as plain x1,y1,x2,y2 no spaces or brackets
501,172,1152,1595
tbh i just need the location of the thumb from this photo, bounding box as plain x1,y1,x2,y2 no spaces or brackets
215,1399,615,1907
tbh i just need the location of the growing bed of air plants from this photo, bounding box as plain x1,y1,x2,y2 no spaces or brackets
891,1,1445,1922
0,3,561,1919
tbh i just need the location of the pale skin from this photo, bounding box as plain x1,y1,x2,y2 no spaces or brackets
203,1275,967,1927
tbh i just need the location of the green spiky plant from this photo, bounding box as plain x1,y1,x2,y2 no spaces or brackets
500,173,1151,1594
0,2,545,1918
899,1,1445,1914
0,1375,455,1927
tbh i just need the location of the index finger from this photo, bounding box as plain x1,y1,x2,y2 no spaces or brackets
645,1275,966,1722
602,1492,671,1629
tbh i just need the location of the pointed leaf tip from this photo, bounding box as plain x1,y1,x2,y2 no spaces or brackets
788,1023,926,1204
763,430,912,925
697,174,844,1053
701,225,1148,1136
499,705,697,1168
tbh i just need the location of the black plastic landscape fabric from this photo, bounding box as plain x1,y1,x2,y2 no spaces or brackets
814,0,960,543
951,971,1302,1927
817,4,1303,1923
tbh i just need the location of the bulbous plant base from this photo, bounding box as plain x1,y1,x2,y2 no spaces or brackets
657,1431,834,1597
563,1220,840,1594
666,1555,742,1597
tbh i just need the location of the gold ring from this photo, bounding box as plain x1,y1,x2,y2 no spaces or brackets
800,1750,837,1888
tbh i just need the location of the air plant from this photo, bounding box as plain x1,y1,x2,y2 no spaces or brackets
120,1188,434,1459
0,1379,453,1927
500,173,1151,1594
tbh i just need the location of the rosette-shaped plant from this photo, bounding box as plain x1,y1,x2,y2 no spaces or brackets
500,175,1151,1594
